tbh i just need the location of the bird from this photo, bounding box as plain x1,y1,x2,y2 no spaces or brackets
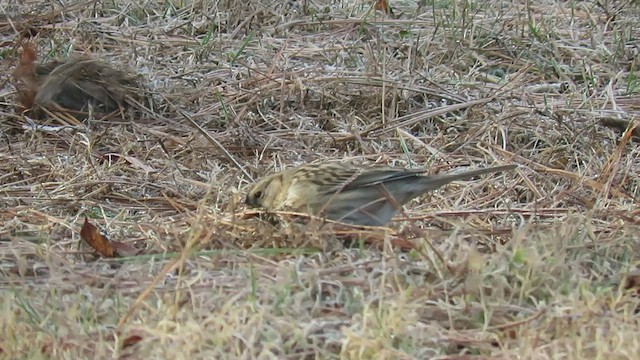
33,58,137,115
245,161,517,226
13,46,138,119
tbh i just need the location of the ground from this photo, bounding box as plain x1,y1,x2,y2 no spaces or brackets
1,0,639,359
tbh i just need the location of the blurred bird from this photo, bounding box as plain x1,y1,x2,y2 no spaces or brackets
245,162,517,226
33,58,137,115
13,46,138,119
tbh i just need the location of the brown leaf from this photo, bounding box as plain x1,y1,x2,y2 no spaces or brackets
122,333,144,348
80,218,116,257
12,42,39,110
374,0,394,15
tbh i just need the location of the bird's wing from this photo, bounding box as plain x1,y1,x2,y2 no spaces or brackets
296,164,426,193
292,163,360,190
343,168,426,189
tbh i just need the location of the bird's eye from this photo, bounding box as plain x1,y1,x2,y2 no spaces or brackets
253,190,263,200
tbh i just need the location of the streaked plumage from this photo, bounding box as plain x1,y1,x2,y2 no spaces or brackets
245,162,516,226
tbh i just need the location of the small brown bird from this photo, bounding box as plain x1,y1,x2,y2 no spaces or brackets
13,46,137,119
245,162,517,226
34,58,137,115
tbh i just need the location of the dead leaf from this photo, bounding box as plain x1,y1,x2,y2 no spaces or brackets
122,333,144,348
79,218,141,257
80,218,116,257
374,0,394,15
12,42,39,111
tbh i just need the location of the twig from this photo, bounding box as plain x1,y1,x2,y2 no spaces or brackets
176,108,253,181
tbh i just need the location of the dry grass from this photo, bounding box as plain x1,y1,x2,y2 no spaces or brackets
1,0,639,358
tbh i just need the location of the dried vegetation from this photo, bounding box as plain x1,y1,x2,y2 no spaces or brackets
0,0,639,358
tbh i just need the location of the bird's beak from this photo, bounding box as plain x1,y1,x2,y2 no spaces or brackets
245,193,258,207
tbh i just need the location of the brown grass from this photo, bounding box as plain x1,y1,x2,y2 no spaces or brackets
1,0,639,358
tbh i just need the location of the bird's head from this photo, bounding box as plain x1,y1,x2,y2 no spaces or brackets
245,173,284,210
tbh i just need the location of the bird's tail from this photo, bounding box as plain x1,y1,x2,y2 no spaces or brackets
418,164,517,190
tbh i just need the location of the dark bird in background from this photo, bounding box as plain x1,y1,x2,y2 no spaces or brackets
33,59,138,115
13,44,139,120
